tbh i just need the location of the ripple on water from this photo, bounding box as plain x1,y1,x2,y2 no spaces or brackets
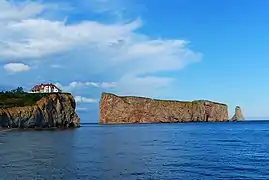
1,122,269,179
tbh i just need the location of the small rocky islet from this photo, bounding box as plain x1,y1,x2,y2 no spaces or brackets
0,85,244,129
231,106,245,121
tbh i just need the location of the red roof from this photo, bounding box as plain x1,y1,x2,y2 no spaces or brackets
31,83,61,91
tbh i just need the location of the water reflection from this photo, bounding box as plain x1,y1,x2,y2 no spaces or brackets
1,122,269,179
0,129,77,180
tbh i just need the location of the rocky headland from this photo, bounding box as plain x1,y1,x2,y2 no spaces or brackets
0,92,80,129
99,92,229,124
231,106,244,121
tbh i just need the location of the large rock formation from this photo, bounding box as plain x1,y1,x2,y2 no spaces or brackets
99,92,228,124
0,93,80,129
231,106,244,121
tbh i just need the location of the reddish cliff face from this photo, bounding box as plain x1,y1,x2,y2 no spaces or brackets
0,93,80,128
99,93,228,124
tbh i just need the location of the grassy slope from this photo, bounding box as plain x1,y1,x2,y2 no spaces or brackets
0,92,46,108
0,92,71,108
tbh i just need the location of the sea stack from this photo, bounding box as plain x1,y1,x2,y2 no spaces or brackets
99,92,229,124
231,106,244,121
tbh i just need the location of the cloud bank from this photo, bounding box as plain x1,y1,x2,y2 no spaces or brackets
74,96,98,103
4,63,30,73
0,0,202,99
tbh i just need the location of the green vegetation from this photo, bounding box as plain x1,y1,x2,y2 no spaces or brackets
0,87,46,108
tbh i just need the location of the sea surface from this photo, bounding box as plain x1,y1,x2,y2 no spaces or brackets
1,121,269,180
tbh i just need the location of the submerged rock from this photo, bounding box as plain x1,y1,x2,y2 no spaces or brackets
99,92,228,124
0,93,80,129
231,106,244,121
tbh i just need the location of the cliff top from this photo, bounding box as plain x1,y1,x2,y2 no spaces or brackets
101,92,227,106
0,87,71,108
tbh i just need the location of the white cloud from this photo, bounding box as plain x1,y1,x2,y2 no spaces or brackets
56,81,117,92
99,82,117,88
0,0,47,21
4,63,30,73
116,75,174,97
74,96,98,103
0,0,202,98
76,107,89,112
0,17,142,59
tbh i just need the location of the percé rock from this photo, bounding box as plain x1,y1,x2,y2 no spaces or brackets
0,93,80,128
231,106,244,121
99,92,228,124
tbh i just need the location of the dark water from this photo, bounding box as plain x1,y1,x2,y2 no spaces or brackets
1,121,269,180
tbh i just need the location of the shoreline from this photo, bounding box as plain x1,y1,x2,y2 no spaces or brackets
0,126,80,132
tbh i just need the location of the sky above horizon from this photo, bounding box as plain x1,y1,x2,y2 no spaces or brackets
0,0,268,121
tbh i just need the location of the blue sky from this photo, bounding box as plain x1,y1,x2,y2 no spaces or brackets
0,0,268,121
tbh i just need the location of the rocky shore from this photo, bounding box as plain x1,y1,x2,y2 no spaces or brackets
0,93,80,129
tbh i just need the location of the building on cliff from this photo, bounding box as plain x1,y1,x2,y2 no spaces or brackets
29,83,62,93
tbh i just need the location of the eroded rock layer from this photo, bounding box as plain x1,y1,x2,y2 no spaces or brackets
0,93,80,128
99,92,228,124
231,106,244,121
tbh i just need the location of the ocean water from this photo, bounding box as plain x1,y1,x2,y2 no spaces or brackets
1,121,269,180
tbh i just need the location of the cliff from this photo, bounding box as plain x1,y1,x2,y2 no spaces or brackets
0,93,80,129
231,106,244,121
99,92,228,124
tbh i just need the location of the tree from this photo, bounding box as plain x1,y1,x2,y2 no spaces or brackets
16,87,24,93
10,87,24,93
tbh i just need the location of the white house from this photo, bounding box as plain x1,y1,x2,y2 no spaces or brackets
29,83,62,93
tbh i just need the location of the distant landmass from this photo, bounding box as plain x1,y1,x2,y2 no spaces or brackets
0,86,245,128
99,92,231,124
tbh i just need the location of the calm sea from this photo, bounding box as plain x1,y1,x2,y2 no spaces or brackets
1,121,269,180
